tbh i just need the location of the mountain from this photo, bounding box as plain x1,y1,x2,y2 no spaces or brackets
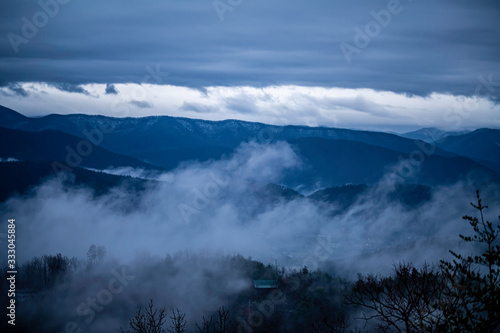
400,128,469,143
1,107,498,191
284,137,498,189
308,184,368,211
0,160,151,202
435,129,500,173
0,126,163,171
0,105,28,127
0,108,456,170
308,183,432,212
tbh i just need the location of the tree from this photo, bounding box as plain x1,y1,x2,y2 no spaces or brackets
214,306,231,333
87,244,98,266
345,262,445,332
167,308,188,333
97,245,107,262
196,315,213,333
44,253,70,287
87,244,107,267
439,191,500,332
119,299,168,333
311,313,349,333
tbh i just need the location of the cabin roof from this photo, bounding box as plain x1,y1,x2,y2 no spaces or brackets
253,280,278,289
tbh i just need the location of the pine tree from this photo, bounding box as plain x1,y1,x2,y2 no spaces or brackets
439,191,500,332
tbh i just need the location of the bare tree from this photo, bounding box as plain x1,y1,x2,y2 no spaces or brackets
119,299,168,333
345,262,445,332
214,306,231,333
167,308,188,333
311,313,349,333
196,315,213,333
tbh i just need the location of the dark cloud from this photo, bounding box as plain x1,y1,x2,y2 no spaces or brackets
0,83,29,97
0,0,499,99
105,83,118,95
51,83,90,95
224,95,258,114
130,100,153,108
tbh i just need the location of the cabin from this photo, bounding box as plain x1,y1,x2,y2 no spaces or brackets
253,279,278,289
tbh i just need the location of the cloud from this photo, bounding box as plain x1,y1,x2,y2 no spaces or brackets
1,83,499,132
0,83,29,97
0,1,499,100
180,102,218,114
130,100,153,109
0,157,19,162
224,94,258,114
51,83,90,95
105,83,118,95
8,83,29,97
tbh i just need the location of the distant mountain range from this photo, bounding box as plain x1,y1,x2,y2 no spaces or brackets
434,129,500,173
400,128,469,143
1,105,457,168
1,105,499,201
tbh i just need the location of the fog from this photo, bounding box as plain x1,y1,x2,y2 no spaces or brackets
2,141,498,276
1,141,499,332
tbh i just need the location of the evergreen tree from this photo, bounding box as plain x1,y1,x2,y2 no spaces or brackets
439,191,500,332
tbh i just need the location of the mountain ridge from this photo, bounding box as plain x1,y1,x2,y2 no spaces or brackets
0,126,164,171
0,106,459,168
1,106,499,190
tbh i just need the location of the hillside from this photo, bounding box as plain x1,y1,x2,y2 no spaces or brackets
0,160,151,202
0,126,163,171
284,137,498,189
435,128,500,172
0,108,457,170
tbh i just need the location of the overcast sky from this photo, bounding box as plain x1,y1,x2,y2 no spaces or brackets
1,0,499,131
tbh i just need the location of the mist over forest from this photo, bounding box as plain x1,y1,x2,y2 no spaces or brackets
2,140,499,271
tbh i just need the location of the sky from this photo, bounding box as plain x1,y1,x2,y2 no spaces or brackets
0,0,499,132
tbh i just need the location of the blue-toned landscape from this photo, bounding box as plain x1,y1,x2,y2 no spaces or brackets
1,0,499,332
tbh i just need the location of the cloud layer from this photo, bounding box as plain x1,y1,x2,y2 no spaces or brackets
1,0,499,98
1,83,499,132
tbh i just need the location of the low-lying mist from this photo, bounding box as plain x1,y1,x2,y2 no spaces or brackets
1,141,498,276
1,141,499,332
